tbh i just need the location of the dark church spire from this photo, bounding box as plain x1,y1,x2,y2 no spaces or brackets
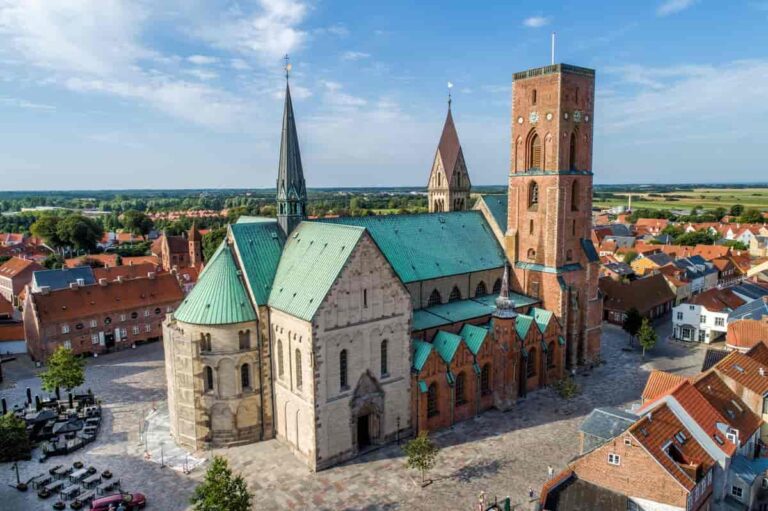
276,56,307,237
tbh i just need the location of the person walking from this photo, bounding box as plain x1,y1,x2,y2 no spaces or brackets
547,465,554,479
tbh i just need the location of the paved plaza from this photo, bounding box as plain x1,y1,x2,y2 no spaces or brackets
1,322,706,510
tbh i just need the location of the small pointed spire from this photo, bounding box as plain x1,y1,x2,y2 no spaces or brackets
447,81,453,109
494,264,517,318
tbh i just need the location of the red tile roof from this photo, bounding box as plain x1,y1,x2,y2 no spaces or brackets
714,351,768,396
629,404,714,492
65,254,120,269
668,381,736,456
121,256,161,266
689,288,745,312
692,245,730,261
30,273,183,323
93,263,159,282
0,257,43,278
599,273,675,315
642,370,692,403
693,371,762,441
437,108,462,183
727,320,768,351
0,294,13,317
745,339,768,366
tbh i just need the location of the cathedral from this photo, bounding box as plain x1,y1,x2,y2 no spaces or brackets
163,62,602,471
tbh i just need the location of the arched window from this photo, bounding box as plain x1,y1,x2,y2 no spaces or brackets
204,366,214,392
277,340,284,378
528,181,539,208
475,281,487,297
241,364,251,390
571,180,579,211
527,348,537,378
455,372,467,405
492,278,502,294
532,88,537,105
295,349,303,390
566,249,573,261
529,219,534,234
481,364,491,395
200,334,211,351
428,289,442,307
427,383,438,417
238,330,251,350
449,286,462,303
569,132,577,171
528,134,542,170
527,248,536,260
380,340,388,376
547,342,555,368
339,349,348,389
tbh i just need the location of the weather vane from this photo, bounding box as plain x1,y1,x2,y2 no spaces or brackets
447,81,453,108
284,54,292,81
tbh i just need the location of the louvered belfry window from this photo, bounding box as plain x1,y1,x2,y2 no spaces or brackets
529,134,542,170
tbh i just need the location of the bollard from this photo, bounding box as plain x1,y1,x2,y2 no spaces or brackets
1,398,6,415
26,387,32,405
35,395,41,411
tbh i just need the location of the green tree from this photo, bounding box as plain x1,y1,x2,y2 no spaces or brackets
638,318,658,358
122,210,154,237
31,215,63,248
202,228,227,262
661,225,684,238
42,254,65,269
191,456,252,511
0,413,31,462
722,240,748,251
740,208,764,223
40,347,85,392
56,215,104,252
622,307,643,345
403,431,439,486
622,250,639,265
729,204,744,217
674,231,717,246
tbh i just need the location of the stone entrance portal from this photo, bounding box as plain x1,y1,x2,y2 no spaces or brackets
350,371,384,453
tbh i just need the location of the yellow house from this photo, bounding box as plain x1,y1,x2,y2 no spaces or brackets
630,253,674,276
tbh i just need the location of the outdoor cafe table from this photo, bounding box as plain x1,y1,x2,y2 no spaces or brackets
44,480,64,493
32,474,52,489
69,468,88,482
60,484,80,500
97,480,120,494
83,474,101,487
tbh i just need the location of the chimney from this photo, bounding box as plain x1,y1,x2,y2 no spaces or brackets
761,368,766,377
147,272,156,280
116,276,124,283
76,278,85,286
40,286,50,295
98,278,108,286
69,282,79,289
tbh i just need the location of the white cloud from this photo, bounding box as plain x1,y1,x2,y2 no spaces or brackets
0,96,55,110
187,54,218,65
196,0,309,62
230,58,251,70
321,80,366,108
183,68,219,81
341,51,370,61
657,0,698,16
523,16,550,28
601,60,768,132
0,0,246,128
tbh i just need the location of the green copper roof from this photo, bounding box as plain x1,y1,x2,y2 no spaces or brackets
477,194,508,234
174,244,257,325
433,330,463,364
268,222,364,321
460,324,487,355
412,296,496,331
515,314,535,340
230,219,285,305
531,307,554,333
320,211,505,283
412,340,434,372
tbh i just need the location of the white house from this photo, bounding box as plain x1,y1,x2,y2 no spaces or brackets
672,288,745,343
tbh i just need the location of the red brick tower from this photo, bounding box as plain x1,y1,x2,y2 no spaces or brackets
506,64,602,367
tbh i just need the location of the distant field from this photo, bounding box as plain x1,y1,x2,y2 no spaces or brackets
593,187,768,211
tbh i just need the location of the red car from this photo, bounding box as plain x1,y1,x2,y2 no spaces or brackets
91,492,147,510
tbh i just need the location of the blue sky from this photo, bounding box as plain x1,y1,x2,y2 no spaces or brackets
0,0,767,190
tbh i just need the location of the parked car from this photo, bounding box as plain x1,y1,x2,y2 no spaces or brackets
91,492,146,510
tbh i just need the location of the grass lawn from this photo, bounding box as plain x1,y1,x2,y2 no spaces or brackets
594,187,768,212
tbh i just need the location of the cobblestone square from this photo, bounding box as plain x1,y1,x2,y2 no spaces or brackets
1,322,705,510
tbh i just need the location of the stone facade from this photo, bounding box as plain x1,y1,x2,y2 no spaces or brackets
163,318,274,450
272,233,412,470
